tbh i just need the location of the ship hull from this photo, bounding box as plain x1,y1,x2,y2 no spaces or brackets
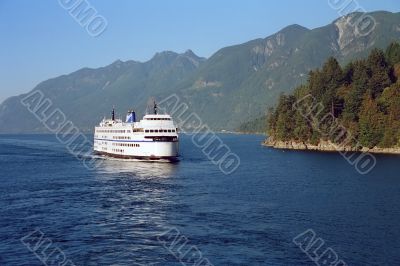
94,140,179,161
94,151,179,162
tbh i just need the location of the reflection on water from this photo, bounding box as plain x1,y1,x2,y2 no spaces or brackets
87,157,180,265
95,156,179,178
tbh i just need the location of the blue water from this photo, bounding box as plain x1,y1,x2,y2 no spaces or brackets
0,134,400,265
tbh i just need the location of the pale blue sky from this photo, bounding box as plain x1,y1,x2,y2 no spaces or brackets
0,0,399,103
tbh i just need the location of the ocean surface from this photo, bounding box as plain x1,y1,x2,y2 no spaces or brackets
0,134,400,265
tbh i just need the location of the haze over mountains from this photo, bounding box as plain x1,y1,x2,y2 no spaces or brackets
1,11,399,133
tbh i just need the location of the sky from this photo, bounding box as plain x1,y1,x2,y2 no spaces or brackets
0,0,399,103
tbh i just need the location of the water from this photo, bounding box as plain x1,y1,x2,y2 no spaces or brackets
0,134,400,265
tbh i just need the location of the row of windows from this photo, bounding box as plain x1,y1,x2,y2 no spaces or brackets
94,136,108,139
94,140,108,145
145,129,176,133
112,143,140,147
97,129,130,133
113,136,131,140
112,149,124,153
145,118,171,120
97,128,175,134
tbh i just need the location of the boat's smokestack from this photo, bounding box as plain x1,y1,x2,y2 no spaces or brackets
126,110,136,123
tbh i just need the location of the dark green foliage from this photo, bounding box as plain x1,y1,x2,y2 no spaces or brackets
237,114,268,133
378,83,400,147
366,49,392,98
386,42,400,65
268,43,400,148
269,94,297,141
342,60,369,121
358,94,385,148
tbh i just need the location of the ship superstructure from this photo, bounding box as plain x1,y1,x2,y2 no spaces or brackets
94,103,179,160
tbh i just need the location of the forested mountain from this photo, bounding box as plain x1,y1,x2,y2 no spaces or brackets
267,42,400,149
0,50,205,132
1,11,399,133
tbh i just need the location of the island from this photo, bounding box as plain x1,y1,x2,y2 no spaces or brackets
264,42,400,154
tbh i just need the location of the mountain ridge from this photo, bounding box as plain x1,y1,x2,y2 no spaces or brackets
1,11,400,133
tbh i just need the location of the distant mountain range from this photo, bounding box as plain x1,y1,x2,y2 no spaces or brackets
1,11,399,133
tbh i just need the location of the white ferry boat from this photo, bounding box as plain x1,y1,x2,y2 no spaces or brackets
94,102,179,161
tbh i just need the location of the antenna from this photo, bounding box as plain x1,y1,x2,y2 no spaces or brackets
154,100,158,115
112,106,115,121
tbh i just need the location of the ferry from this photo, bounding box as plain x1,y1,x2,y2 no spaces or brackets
94,102,179,161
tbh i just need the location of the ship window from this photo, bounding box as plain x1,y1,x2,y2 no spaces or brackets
168,129,172,132
150,130,154,133
145,130,149,133
155,129,159,133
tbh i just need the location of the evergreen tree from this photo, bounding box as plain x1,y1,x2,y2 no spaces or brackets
378,83,400,147
275,95,296,141
342,60,368,121
267,107,277,136
366,48,392,98
385,42,400,65
358,94,385,148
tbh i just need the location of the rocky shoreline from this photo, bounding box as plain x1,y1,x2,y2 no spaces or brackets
263,138,400,155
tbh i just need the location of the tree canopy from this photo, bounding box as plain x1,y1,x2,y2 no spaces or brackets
268,42,400,149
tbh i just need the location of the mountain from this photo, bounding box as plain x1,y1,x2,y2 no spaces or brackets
1,11,399,133
179,11,400,131
0,50,205,133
